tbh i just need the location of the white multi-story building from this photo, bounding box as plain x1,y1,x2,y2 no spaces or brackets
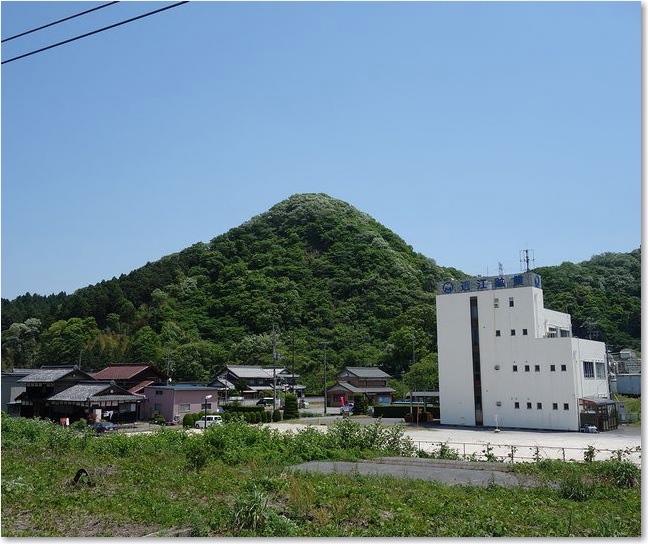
436,272,612,431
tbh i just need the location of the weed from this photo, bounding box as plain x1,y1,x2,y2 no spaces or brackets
558,473,592,501
583,445,597,463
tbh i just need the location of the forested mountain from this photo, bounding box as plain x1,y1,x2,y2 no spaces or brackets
535,249,641,353
1,194,463,390
1,193,640,391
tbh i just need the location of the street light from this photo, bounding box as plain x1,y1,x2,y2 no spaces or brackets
203,394,212,429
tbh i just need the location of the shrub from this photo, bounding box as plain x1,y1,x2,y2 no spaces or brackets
282,393,299,420
183,414,196,428
272,409,282,422
594,460,640,488
352,394,369,415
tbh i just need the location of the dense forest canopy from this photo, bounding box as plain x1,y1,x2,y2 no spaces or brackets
1,194,640,392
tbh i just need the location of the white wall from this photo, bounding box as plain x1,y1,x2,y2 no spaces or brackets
437,277,608,431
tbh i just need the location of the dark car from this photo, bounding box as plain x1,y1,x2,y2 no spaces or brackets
94,422,117,434
256,397,275,407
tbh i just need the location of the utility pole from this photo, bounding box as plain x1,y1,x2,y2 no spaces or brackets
322,341,328,415
410,334,416,416
272,324,278,411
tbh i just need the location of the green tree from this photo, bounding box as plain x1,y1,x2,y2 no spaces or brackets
130,326,161,362
40,317,99,365
403,353,439,392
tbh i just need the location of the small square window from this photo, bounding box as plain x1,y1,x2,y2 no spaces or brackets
524,365,530,372
563,403,569,410
537,402,542,410
526,402,532,409
495,330,501,337
511,329,516,336
523,329,528,335
561,364,567,372
512,365,518,372
509,297,514,307
514,402,520,409
552,403,558,410
550,364,556,372
534,365,540,372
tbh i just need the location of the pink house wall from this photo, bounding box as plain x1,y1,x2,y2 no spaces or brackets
143,386,219,422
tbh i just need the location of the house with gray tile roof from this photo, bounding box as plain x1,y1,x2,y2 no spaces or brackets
327,366,395,408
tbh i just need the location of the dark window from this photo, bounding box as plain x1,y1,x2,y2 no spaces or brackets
583,361,595,379
155,390,163,395
563,403,569,411
552,403,558,410
514,402,520,409
550,364,556,372
511,329,516,336
537,402,542,410
523,329,528,336
509,297,514,307
526,402,532,409
534,365,540,372
524,365,530,372
561,364,567,372
495,330,501,337
513,365,518,372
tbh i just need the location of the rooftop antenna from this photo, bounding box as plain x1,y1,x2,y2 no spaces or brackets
520,249,535,272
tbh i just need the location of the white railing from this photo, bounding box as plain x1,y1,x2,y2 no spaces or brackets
413,440,641,465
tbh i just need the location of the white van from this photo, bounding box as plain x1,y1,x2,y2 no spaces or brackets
194,415,223,428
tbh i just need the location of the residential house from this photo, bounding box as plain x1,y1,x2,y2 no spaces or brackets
92,363,169,394
47,381,145,423
142,384,220,423
327,366,395,407
16,365,96,419
1,368,31,415
214,365,304,401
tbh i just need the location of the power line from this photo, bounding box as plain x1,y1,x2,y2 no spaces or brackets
2,2,120,43
2,1,189,65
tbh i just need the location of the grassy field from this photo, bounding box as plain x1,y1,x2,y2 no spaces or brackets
1,414,641,537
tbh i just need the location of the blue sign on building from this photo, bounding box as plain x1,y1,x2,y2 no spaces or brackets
437,272,541,295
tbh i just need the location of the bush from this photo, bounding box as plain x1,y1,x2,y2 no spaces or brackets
282,393,299,420
272,409,282,422
594,460,640,488
352,394,369,415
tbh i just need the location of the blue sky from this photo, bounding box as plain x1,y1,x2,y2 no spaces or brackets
1,1,640,300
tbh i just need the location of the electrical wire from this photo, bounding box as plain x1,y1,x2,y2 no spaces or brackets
2,1,189,65
2,2,120,43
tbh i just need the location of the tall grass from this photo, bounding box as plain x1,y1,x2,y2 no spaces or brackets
1,413,641,537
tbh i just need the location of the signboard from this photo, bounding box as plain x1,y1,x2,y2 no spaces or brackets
437,272,541,295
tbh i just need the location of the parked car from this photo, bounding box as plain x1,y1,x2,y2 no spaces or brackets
256,397,276,407
194,415,223,428
94,422,117,434
340,403,354,415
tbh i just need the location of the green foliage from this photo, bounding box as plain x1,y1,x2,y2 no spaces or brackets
535,249,640,351
272,409,282,422
0,414,642,537
282,393,299,420
593,460,640,488
558,474,593,501
352,394,369,415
